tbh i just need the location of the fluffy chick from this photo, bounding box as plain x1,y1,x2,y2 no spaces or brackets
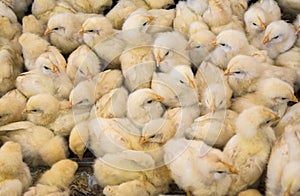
0,141,32,192
64,0,112,13
0,89,27,126
262,20,297,59
164,138,237,196
69,121,89,160
224,106,279,195
0,121,68,166
0,179,23,196
24,159,78,196
144,0,174,9
231,78,298,117
151,65,198,107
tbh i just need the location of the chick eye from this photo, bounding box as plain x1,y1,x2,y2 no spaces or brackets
195,45,201,48
165,51,170,56
234,71,241,74
43,65,51,70
142,21,148,26
216,171,225,174
179,80,184,84
265,119,272,124
87,29,94,33
146,100,153,104
31,109,39,112
53,27,60,31
149,135,156,139
252,23,257,26
272,35,279,40
281,97,288,100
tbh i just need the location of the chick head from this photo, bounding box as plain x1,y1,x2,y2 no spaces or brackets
44,13,71,36
122,8,155,32
263,20,296,45
35,53,61,77
23,93,61,125
281,161,300,196
0,141,22,158
144,0,175,9
170,65,196,89
244,7,267,33
80,16,114,39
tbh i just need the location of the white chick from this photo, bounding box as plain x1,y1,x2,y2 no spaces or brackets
0,46,22,96
64,0,112,13
173,1,202,35
87,117,141,157
24,159,78,196
187,0,208,16
0,121,68,166
144,0,174,9
44,12,93,55
146,9,175,34
80,15,126,68
0,179,23,196
69,121,89,160
252,0,281,23
0,141,32,192
188,21,210,35
262,20,297,59
277,0,300,18
34,48,67,72
164,138,238,196
187,30,216,67
105,0,149,29
31,0,76,25
67,44,102,85
280,161,300,196
231,78,298,117
207,29,257,69
225,54,297,97
95,87,128,118
126,88,164,128
224,106,279,195
266,124,300,196
275,102,300,137
188,109,238,148
23,93,77,136
229,0,248,20
151,65,198,107
0,89,27,126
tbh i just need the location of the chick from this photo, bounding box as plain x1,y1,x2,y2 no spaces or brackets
34,48,67,72
0,141,32,192
207,29,258,69
146,9,175,34
189,21,210,35
151,65,198,107
106,0,149,29
238,189,262,196
223,106,279,195
280,161,300,196
266,124,300,196
231,78,298,117
173,1,202,36
294,14,300,47
66,44,102,85
187,0,208,16
0,121,68,166
277,0,300,19
0,179,23,196
64,0,112,13
24,159,78,196
229,0,248,20
69,121,89,160
0,46,22,96
262,20,297,59
188,109,238,148
0,89,27,126
252,0,281,23
21,14,45,36
225,55,297,97
164,138,237,196
44,12,94,55
95,87,128,118
103,179,151,196
126,88,164,128
186,30,216,67
23,93,76,136
80,15,126,68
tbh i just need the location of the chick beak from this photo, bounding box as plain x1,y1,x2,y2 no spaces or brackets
212,39,218,47
187,76,196,89
223,68,232,76
263,35,270,45
68,101,73,109
210,103,216,113
284,186,291,196
147,16,155,23
185,43,191,50
139,136,148,144
156,54,162,66
296,26,300,35
220,160,239,174
78,153,84,161
86,69,93,80
78,27,85,34
44,28,52,36
52,64,60,74
258,17,266,31
291,94,298,103
22,109,30,114
153,94,164,102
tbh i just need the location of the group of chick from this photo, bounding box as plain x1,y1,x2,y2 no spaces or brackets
0,0,300,195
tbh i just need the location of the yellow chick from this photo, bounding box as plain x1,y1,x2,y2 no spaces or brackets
69,121,89,160
151,65,198,107
229,0,248,20
144,0,174,9
0,179,23,196
64,0,113,13
262,20,297,59
189,21,210,35
95,87,128,118
189,109,238,148
0,121,68,166
80,15,126,68
173,1,202,36
238,189,262,196
23,93,76,136
24,159,78,196
146,9,175,34
224,106,279,195
252,0,281,23
103,179,151,196
0,89,27,126
21,14,45,36
231,78,298,117
164,138,237,196
67,44,102,85
0,141,32,192
126,88,164,128
105,0,149,29
187,0,208,16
